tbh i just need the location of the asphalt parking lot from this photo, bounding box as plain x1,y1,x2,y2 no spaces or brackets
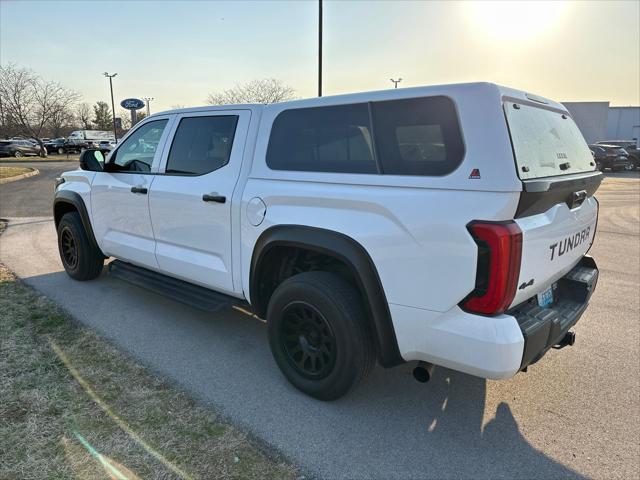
0,160,78,218
0,169,638,479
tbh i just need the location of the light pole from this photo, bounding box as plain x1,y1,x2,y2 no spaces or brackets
390,78,402,89
318,0,322,97
103,72,118,140
142,97,154,116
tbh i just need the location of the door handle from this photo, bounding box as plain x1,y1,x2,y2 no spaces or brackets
131,186,148,194
202,193,226,203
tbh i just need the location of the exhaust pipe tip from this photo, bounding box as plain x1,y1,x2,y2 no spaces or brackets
413,361,435,383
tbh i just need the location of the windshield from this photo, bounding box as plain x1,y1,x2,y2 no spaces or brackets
504,101,595,180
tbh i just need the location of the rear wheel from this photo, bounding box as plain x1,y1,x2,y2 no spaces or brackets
57,212,104,280
58,147,64,155
267,271,375,400
14,150,23,158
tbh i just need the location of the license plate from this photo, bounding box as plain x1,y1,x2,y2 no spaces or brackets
537,285,554,308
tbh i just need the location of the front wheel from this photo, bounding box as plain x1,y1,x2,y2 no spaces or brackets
14,150,23,158
57,212,104,280
58,147,64,155
267,271,375,400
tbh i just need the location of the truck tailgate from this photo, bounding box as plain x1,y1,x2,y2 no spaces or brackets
512,195,598,307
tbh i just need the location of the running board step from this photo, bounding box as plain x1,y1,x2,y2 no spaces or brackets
107,260,245,313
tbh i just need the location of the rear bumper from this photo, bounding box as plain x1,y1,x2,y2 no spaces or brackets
392,255,598,379
508,255,598,369
392,302,525,379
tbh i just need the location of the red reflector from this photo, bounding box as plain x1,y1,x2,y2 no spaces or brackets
463,221,523,315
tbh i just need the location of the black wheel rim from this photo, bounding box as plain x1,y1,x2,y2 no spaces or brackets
60,227,78,269
279,302,337,380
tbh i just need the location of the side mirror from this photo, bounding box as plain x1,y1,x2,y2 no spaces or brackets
79,149,104,172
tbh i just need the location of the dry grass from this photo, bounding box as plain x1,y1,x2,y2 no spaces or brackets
0,166,31,179
0,253,297,479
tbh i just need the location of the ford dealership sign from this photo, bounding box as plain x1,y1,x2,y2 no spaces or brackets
120,98,145,110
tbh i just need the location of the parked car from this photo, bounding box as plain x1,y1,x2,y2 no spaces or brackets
98,140,117,152
60,140,91,154
44,138,67,155
0,139,47,157
54,83,600,400
596,140,639,169
589,144,630,171
9,136,42,145
62,130,115,153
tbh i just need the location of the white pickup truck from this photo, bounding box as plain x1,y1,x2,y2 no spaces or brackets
53,83,600,400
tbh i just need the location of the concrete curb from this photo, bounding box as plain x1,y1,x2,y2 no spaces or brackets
0,167,40,185
0,158,77,163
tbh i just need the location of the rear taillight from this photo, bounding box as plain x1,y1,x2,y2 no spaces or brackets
462,221,523,316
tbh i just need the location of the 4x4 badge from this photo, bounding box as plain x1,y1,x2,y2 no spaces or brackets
519,279,534,290
469,169,481,179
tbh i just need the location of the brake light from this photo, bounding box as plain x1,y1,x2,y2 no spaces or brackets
462,221,523,315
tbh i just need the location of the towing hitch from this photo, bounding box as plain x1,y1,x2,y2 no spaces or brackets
553,331,576,350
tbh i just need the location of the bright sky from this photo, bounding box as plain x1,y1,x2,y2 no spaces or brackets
1,0,638,112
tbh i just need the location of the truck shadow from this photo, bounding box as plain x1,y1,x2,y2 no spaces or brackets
17,269,585,480
347,366,585,478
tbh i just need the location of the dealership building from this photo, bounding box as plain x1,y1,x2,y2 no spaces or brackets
562,102,640,145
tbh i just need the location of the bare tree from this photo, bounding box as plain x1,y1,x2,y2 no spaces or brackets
0,64,79,156
75,102,93,130
117,108,132,130
48,105,74,138
116,108,146,130
206,78,295,105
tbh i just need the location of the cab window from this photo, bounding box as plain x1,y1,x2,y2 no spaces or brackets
266,103,377,174
109,120,168,172
266,96,464,176
165,115,238,175
371,96,465,176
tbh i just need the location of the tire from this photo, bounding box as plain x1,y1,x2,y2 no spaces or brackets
267,271,375,400
57,212,104,281
58,147,64,155
14,150,23,158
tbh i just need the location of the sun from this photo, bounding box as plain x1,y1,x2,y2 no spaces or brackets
467,1,567,41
